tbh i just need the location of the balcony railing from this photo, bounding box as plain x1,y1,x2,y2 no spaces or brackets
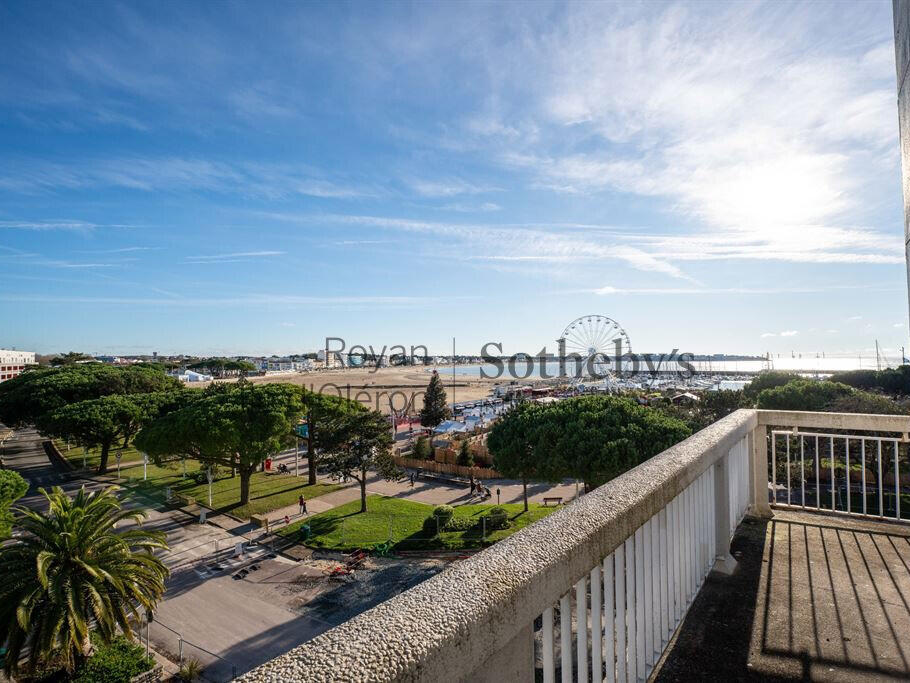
236,409,910,683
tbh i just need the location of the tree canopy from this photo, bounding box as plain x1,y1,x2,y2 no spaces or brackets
656,389,748,432
756,379,906,414
742,371,802,400
0,487,168,677
36,392,180,474
419,370,450,428
186,357,256,377
300,389,366,484
49,352,93,366
0,469,27,539
0,364,180,429
489,396,691,505
831,365,910,397
318,409,396,513
135,382,303,506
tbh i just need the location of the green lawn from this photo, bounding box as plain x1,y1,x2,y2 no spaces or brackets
55,439,341,518
278,495,556,551
56,440,144,470
91,455,340,518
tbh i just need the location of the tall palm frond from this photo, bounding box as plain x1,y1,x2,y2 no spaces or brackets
0,486,168,676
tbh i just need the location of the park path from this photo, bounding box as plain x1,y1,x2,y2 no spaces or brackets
249,466,583,532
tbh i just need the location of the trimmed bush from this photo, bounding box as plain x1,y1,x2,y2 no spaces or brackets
74,636,154,683
486,506,509,530
432,505,454,525
443,516,477,531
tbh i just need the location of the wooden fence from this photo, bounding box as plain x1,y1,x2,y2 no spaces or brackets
393,456,501,479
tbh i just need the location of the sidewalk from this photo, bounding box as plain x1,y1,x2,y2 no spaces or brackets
253,468,583,533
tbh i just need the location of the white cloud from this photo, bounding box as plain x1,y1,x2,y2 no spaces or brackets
780,330,799,337
313,213,692,280
760,332,776,338
0,219,135,233
0,158,375,200
408,178,499,197
184,250,284,264
894,322,904,328
441,201,501,212
486,4,899,267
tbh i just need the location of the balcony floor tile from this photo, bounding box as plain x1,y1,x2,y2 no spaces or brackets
655,509,910,682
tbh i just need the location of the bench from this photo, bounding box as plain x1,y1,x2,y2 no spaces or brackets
542,496,563,507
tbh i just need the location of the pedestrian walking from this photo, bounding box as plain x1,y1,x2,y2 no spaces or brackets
299,494,307,515
284,515,291,526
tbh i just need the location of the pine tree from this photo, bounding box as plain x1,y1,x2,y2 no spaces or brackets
419,370,451,427
456,439,474,467
414,435,432,460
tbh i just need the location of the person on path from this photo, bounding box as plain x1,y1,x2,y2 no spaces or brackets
299,494,307,515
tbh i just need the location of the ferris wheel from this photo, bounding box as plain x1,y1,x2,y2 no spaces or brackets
559,315,632,378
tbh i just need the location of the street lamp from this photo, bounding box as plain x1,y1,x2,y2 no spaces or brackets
145,609,153,660
142,452,148,481
115,450,123,479
206,467,213,507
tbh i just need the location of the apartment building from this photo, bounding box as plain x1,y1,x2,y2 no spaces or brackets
0,349,36,383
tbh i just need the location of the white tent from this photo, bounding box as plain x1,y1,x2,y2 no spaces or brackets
433,420,469,434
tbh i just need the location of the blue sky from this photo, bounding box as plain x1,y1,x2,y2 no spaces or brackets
0,1,907,359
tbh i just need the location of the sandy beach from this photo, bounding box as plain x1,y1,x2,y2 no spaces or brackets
196,366,503,415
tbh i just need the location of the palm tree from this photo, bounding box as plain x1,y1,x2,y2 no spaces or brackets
0,486,169,677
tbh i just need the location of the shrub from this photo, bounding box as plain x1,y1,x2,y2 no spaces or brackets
178,658,204,682
74,636,154,683
422,516,440,535
413,436,431,460
432,505,454,525
456,440,474,467
443,516,477,531
486,506,509,530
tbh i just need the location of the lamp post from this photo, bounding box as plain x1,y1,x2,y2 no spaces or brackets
116,450,123,479
295,436,299,477
145,609,153,660
206,467,213,507
142,452,148,481
82,446,88,469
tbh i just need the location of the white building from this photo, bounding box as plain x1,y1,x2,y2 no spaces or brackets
316,349,345,368
178,370,213,383
0,349,36,383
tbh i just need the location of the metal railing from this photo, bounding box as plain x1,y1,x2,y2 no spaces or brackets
769,428,908,521
146,619,238,682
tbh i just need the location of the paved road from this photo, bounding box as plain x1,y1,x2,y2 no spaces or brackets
1,428,78,509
